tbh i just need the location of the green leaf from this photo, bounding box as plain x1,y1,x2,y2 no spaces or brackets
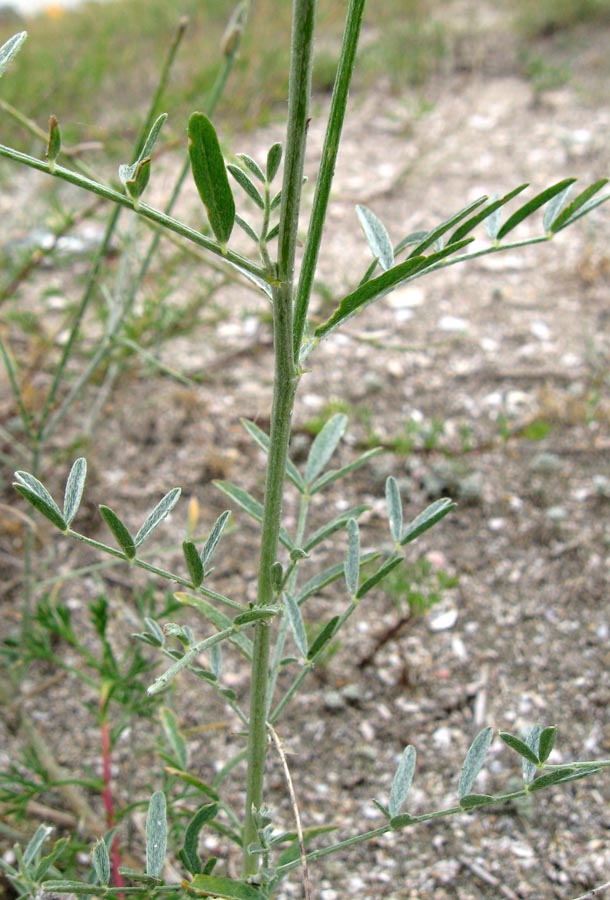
449,185,528,244
99,505,136,559
458,726,493,798
241,418,305,492
134,487,181,547
266,142,283,182
315,241,472,340
233,607,278,626
400,497,455,546
145,791,167,878
63,457,86,526
307,616,340,661
538,725,558,764
265,223,280,241
189,874,267,900
315,255,428,339
385,476,402,543
542,182,572,232
140,112,168,160
235,214,259,243
309,447,382,495
303,504,369,554
183,540,204,587
521,724,542,784
214,480,294,550
388,745,416,817
389,813,418,829
180,803,219,875
344,518,360,596
117,869,162,886
91,838,110,886
163,766,219,800
201,510,232,569
0,32,27,78
119,157,152,205
237,152,266,183
46,115,61,172
459,793,495,810
14,472,67,531
495,178,576,240
408,196,487,256
356,555,403,599
23,825,52,866
498,730,540,767
356,204,394,270
176,593,253,658
527,767,581,793
549,178,610,233
188,112,235,248
159,706,187,770
284,592,307,657
228,163,265,209
305,413,347,484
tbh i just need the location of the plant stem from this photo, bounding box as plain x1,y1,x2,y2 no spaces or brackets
293,0,366,359
0,143,268,283
241,0,316,877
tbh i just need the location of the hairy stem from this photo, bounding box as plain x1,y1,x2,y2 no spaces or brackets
241,0,316,877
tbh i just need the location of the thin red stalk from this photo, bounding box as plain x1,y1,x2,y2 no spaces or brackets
100,719,125,889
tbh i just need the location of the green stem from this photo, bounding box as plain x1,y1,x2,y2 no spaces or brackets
0,144,268,283
293,0,366,359
241,0,316,877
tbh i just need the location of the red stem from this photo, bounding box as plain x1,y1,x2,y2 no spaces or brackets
100,718,125,889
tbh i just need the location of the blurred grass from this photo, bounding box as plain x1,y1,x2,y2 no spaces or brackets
0,0,447,158
512,0,610,37
0,0,609,162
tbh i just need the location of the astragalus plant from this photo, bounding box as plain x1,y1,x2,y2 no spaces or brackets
1,3,609,899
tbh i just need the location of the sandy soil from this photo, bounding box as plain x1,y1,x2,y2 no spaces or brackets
1,4,610,899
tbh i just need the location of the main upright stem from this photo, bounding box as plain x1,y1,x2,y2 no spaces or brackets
242,0,317,878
